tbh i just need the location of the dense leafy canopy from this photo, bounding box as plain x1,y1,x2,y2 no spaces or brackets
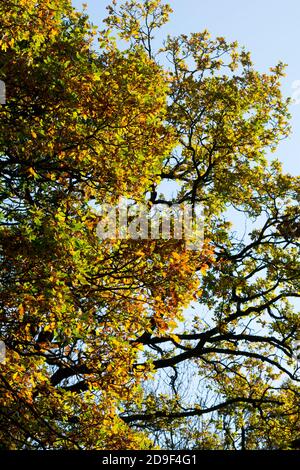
0,0,299,450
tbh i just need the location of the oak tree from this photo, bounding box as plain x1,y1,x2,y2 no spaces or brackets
0,0,299,450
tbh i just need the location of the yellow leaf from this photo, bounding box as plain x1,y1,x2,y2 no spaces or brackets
171,251,181,261
18,304,25,317
28,167,38,178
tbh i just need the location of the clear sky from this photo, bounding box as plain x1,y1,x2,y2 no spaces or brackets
72,0,300,176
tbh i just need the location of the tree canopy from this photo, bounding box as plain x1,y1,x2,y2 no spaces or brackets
0,0,299,450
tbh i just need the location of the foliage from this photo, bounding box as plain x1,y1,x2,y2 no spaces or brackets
0,0,299,450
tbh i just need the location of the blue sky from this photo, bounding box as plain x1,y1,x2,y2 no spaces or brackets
72,0,300,176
